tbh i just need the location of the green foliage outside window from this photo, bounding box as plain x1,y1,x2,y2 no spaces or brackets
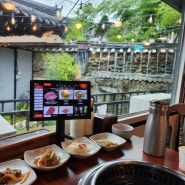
64,0,181,43
42,51,81,81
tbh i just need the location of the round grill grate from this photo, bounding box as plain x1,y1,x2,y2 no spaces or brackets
78,160,185,185
94,163,185,185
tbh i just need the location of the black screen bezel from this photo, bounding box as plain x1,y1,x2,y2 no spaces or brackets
30,80,91,121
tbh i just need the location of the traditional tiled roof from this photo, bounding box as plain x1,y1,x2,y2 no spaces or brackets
0,0,66,37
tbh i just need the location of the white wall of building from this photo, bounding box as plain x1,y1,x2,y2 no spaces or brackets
0,48,14,111
0,48,32,111
16,49,32,99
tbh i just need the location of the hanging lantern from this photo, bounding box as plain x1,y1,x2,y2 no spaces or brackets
114,21,122,27
76,23,82,29
3,3,16,11
31,15,36,23
148,15,153,24
101,23,105,29
117,35,122,39
11,14,16,25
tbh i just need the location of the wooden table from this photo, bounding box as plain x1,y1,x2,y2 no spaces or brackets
32,136,185,185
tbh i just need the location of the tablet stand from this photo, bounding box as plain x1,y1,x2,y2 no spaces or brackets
56,119,65,147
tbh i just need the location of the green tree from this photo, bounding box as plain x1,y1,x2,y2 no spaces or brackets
65,3,96,42
65,19,86,42
156,3,181,40
64,0,181,43
42,52,81,81
96,0,181,42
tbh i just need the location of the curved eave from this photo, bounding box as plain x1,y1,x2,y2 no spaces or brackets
0,0,66,37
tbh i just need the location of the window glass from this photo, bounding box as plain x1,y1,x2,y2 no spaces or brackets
0,0,183,138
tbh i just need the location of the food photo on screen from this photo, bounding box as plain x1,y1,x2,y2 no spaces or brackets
74,90,87,99
59,90,73,100
44,106,58,115
59,106,73,114
43,89,58,100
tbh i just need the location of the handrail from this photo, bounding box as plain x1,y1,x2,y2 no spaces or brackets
0,99,29,112
0,90,169,130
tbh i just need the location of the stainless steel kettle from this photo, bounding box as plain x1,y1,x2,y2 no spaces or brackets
143,100,169,157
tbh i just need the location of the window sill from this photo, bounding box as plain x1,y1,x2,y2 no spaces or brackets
118,111,148,125
0,128,56,163
0,112,149,162
118,111,148,138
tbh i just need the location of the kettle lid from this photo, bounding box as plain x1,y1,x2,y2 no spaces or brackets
150,100,169,107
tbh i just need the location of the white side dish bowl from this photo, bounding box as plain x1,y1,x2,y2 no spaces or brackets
0,159,37,185
112,123,134,140
24,144,70,171
90,132,126,151
62,137,101,159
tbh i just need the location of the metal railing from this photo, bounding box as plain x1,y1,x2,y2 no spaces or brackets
92,90,169,115
0,90,169,131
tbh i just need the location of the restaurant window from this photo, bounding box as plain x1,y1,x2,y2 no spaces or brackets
0,0,184,138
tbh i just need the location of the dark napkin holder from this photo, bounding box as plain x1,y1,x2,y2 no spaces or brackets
93,113,118,134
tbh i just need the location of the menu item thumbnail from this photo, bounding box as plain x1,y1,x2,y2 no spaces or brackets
75,91,84,99
61,90,70,98
59,90,73,99
74,90,87,99
44,91,58,100
44,106,58,115
59,106,73,114
46,107,55,114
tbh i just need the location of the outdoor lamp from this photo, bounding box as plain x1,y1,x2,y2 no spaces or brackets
178,18,181,24
114,21,122,27
101,23,105,29
55,5,63,19
157,36,167,41
76,23,82,29
148,15,153,24
56,10,61,19
31,15,36,23
32,25,38,31
64,26,68,32
117,35,122,39
143,41,151,46
3,2,16,11
6,26,11,31
11,14,15,25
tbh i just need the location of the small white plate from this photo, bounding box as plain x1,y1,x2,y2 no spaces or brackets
90,132,126,151
0,158,37,185
62,137,101,159
24,144,70,171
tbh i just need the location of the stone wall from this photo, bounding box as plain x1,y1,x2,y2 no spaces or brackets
33,43,176,94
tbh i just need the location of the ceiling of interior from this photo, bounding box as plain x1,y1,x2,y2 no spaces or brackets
0,0,66,37
161,0,182,12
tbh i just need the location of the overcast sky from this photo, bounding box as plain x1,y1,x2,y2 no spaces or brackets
34,0,101,17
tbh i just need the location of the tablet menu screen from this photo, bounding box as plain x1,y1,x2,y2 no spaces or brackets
30,80,91,121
